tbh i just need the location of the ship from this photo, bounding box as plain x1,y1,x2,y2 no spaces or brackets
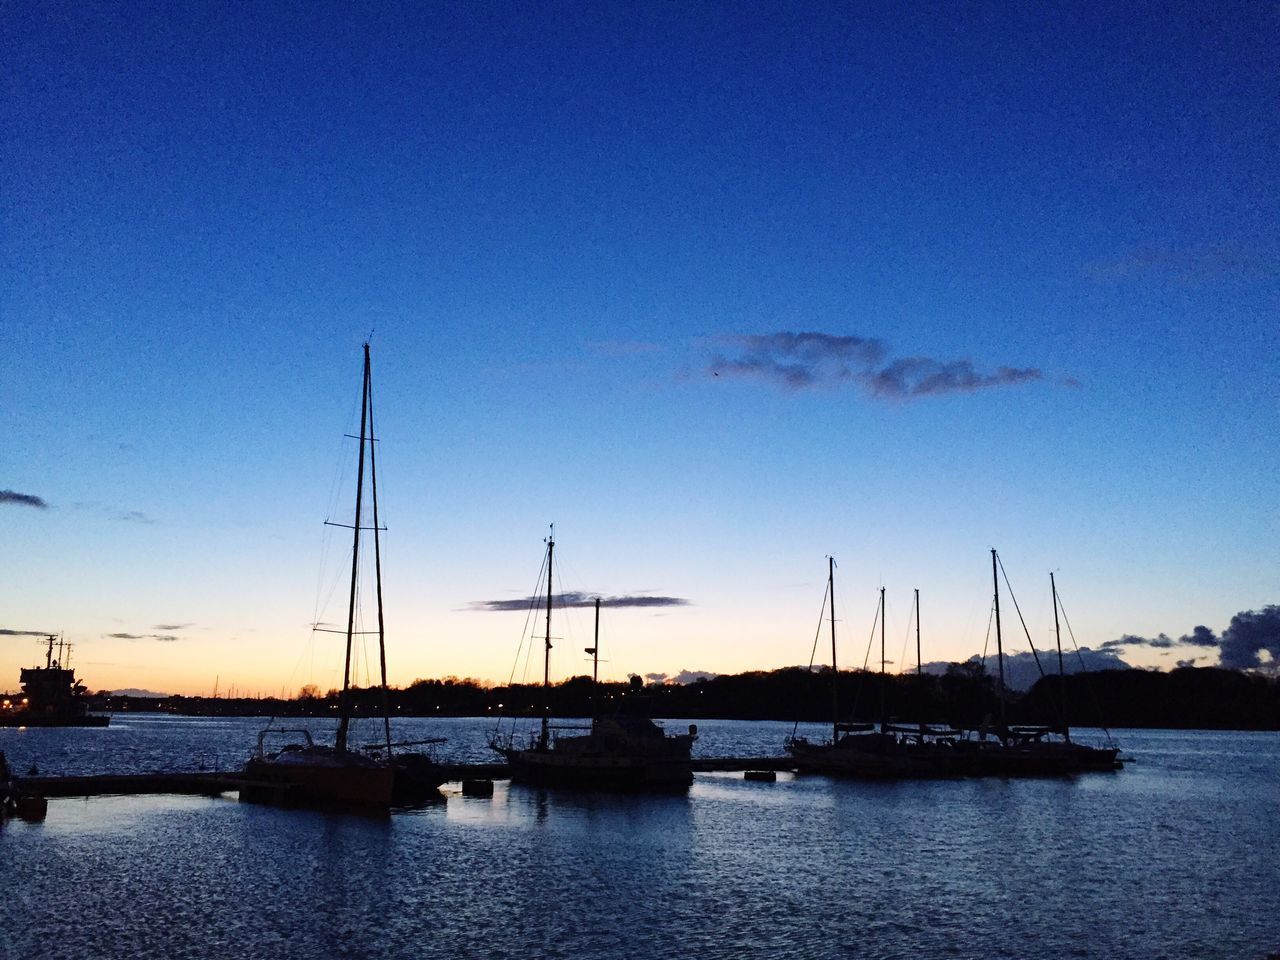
0,635,110,728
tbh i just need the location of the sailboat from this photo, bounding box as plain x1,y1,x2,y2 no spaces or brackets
489,530,698,790
961,551,1121,775
241,343,444,812
786,559,963,777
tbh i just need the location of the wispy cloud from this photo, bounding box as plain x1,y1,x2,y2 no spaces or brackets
1083,244,1277,283
1098,633,1178,651
1,490,49,509
707,332,1049,400
470,592,689,612
121,510,156,524
153,623,193,632
0,628,52,637
105,632,181,642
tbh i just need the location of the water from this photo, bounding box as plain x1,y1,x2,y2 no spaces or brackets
2,720,1277,959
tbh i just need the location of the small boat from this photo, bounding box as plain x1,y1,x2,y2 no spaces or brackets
489,531,698,790
0,636,110,728
241,343,444,812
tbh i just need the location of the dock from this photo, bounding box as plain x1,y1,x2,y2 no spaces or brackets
13,758,793,799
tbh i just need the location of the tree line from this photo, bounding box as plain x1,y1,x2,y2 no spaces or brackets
98,663,1280,729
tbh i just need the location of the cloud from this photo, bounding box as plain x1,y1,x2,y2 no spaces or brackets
1178,625,1218,648
707,331,1047,400
1098,633,1178,651
922,648,1132,691
1218,605,1280,671
121,510,156,524
862,359,1042,399
1096,607,1279,673
153,623,193,631
105,632,181,642
1083,244,1277,283
470,592,689,612
643,669,718,685
1,490,49,509
0,628,53,636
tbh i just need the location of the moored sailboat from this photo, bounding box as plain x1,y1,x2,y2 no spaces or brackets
786,560,966,778
959,553,1121,775
489,531,697,790
241,343,444,812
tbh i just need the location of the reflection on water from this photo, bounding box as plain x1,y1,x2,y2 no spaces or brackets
2,726,1278,959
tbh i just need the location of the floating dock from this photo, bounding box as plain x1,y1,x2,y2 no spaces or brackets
14,758,793,799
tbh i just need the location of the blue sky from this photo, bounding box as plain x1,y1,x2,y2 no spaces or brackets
3,2,1277,695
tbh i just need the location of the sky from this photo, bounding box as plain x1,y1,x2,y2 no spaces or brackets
3,2,1277,697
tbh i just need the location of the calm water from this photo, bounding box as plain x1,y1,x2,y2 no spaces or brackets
2,719,1277,959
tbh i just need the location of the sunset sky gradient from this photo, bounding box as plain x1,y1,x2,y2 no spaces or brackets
4,3,1277,695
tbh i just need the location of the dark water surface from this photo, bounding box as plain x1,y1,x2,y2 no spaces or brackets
2,720,1277,959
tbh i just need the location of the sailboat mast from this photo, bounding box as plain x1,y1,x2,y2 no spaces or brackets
879,586,887,734
592,596,601,720
1051,571,1069,742
991,548,1007,740
911,586,921,686
335,345,371,754
366,346,393,757
916,588,924,740
540,528,555,750
828,556,838,744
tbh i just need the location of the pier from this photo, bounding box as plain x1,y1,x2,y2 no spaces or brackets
13,758,793,799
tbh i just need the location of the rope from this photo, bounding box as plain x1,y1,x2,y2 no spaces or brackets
789,577,831,742
997,554,1067,730
1055,588,1116,746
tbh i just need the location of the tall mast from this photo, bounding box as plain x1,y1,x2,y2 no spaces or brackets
828,556,838,744
879,586,887,734
540,527,555,750
991,548,1007,741
335,345,371,754
592,597,601,718
366,345,393,757
588,599,599,686
914,589,922,680
44,635,54,669
1051,571,1069,742
916,588,924,740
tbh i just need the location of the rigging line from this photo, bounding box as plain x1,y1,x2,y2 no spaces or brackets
790,576,832,742
996,553,1050,681
898,594,914,675
500,545,551,742
849,593,881,723
1054,589,1116,744
980,600,993,666
997,554,1068,730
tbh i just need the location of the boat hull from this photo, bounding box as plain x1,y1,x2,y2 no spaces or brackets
241,754,394,812
500,748,694,791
